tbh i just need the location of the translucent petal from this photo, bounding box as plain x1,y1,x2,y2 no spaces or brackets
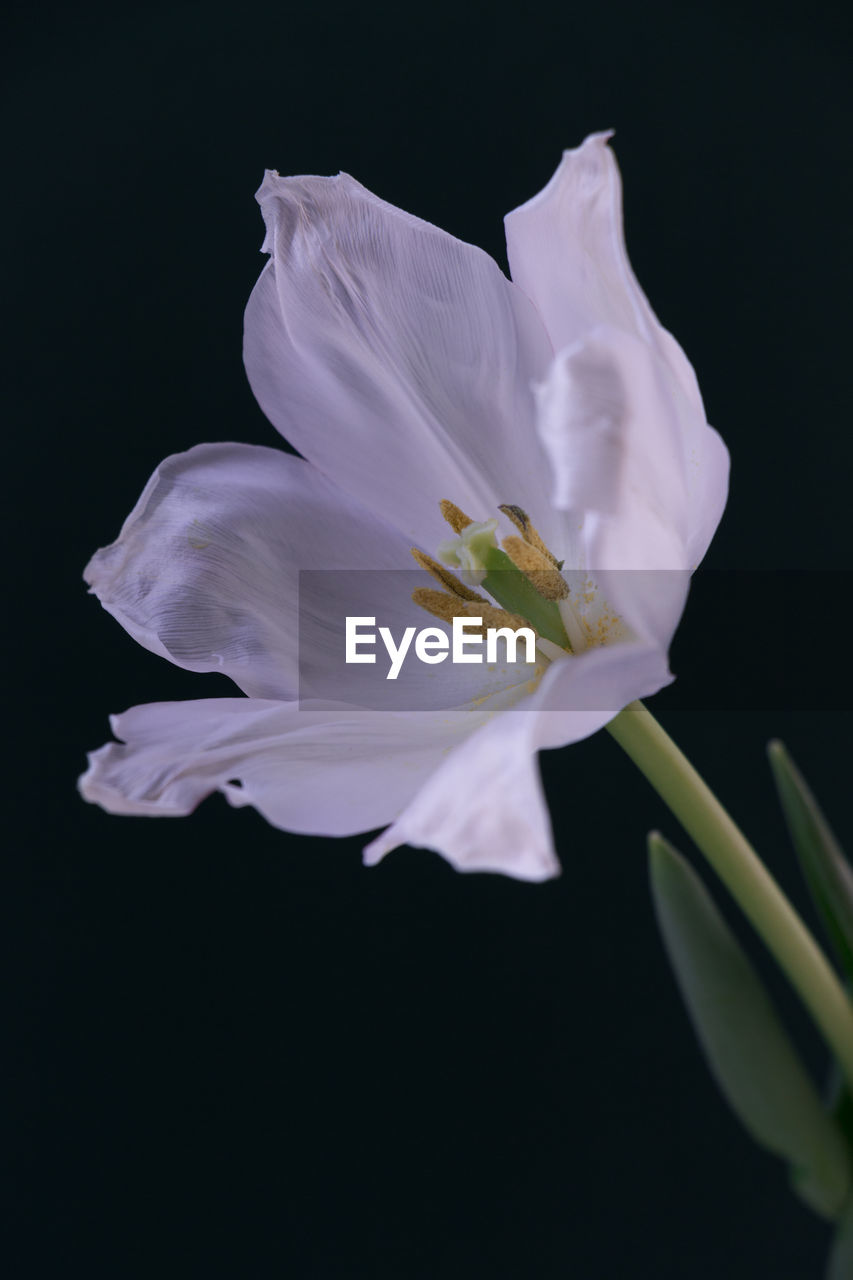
506,133,728,567
365,641,672,881
533,327,694,648
244,171,557,551
80,698,484,835
86,442,416,700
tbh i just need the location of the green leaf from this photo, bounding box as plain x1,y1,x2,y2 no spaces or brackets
827,1196,853,1279
649,832,850,1220
768,741,853,984
826,1059,853,1154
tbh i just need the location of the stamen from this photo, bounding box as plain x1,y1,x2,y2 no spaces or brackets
536,636,568,663
412,587,467,625
557,597,588,654
410,548,487,602
502,536,569,601
411,588,528,636
428,498,573,652
498,504,562,567
439,499,473,534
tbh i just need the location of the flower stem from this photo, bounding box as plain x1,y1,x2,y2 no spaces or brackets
607,699,853,1089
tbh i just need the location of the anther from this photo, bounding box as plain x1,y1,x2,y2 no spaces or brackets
498,504,562,567
502,536,569,601
412,588,528,637
439,499,473,534
410,548,486,602
412,587,466,626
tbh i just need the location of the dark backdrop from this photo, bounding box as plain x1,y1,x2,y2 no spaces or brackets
7,0,853,1276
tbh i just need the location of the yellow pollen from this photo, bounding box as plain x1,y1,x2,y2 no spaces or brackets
502,536,569,601
498,504,561,566
412,588,529,636
412,587,466,625
439,499,473,534
410,548,486,602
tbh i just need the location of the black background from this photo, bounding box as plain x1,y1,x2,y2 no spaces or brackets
7,0,853,1275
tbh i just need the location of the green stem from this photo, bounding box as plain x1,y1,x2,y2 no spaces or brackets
607,699,853,1089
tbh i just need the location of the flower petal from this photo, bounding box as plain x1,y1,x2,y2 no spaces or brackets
85,442,418,700
683,415,730,569
243,172,557,550
534,638,673,734
506,133,729,565
534,327,694,647
364,640,672,881
505,132,700,411
364,705,560,881
80,698,483,835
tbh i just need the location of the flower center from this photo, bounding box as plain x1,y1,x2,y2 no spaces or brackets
411,501,589,657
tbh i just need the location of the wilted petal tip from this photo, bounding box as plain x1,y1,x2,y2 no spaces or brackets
505,130,618,229
561,129,615,159
361,837,388,868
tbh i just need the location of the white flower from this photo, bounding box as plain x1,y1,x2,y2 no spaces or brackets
79,133,728,881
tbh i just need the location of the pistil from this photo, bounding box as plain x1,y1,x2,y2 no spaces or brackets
411,499,585,653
